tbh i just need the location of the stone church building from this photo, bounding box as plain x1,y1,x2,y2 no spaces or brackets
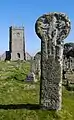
9,26,25,60
0,26,26,61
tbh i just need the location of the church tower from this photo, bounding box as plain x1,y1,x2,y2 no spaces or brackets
9,26,25,60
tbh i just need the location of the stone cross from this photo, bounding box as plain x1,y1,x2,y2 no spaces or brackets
35,12,71,110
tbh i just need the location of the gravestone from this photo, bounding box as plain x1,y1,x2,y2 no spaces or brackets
35,12,71,110
25,72,36,82
34,59,41,80
25,58,37,82
37,59,41,80
30,57,36,73
34,52,41,80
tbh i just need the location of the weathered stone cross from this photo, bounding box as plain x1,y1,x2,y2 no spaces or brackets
35,12,71,110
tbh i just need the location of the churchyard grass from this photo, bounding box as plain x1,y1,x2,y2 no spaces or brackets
0,61,74,120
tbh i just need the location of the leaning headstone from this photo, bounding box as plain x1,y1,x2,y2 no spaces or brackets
35,12,71,110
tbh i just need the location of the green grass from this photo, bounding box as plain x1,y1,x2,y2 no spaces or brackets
0,61,30,81
0,61,74,120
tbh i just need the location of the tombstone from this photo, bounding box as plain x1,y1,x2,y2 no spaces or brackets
25,72,36,82
37,59,41,80
35,12,71,110
25,58,37,82
34,59,41,80
30,56,41,81
34,52,41,80
68,57,72,72
30,57,36,73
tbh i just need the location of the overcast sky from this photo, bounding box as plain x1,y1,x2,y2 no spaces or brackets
0,0,74,56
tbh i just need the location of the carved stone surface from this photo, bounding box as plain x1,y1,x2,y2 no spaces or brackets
35,12,71,110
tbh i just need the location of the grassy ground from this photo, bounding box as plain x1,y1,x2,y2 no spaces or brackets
0,61,74,120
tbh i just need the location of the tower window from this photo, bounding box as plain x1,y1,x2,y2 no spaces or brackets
17,53,20,58
17,32,20,36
